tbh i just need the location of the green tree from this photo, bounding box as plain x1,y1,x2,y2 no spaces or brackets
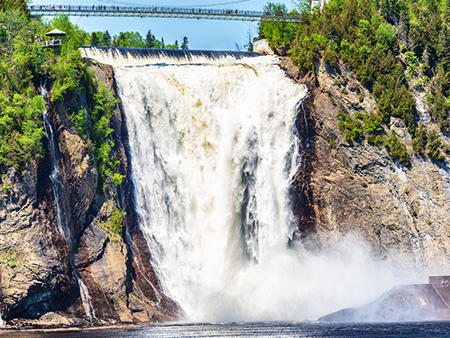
0,0,28,16
390,132,410,166
112,31,145,48
90,32,99,46
427,129,446,161
376,23,396,43
165,42,179,49
101,30,111,47
145,29,155,48
412,122,427,156
181,36,189,50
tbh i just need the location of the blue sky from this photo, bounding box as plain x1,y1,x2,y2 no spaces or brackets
32,0,296,50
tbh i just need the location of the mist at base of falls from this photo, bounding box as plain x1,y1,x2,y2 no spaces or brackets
88,48,410,322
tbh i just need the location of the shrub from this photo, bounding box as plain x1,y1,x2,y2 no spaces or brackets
99,204,126,236
427,129,446,161
337,109,363,142
390,132,410,166
412,122,427,156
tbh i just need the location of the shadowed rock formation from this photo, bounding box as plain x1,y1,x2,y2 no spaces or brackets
320,276,450,322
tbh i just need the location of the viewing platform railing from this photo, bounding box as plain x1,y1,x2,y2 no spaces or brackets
39,39,63,48
29,5,301,22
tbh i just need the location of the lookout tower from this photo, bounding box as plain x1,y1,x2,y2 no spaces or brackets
43,29,66,48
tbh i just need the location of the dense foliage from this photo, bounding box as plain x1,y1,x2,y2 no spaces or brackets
0,0,28,15
0,11,46,170
260,0,450,166
44,15,125,192
98,205,126,236
0,8,124,192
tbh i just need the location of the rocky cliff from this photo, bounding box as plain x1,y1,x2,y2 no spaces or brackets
283,56,450,274
1,51,450,327
0,61,177,328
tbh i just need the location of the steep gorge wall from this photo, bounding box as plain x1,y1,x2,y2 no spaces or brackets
0,61,177,327
1,52,450,326
283,56,450,274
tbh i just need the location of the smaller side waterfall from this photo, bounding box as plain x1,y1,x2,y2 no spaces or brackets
40,84,96,320
43,111,72,244
78,277,96,319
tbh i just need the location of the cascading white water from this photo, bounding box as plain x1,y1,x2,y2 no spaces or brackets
78,278,96,319
114,54,306,320
85,48,399,322
43,110,71,244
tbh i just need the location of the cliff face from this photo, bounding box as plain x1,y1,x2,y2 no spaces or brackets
283,57,450,273
0,160,73,322
2,52,450,326
0,61,177,327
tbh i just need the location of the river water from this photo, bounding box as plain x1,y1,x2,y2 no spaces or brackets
4,321,450,338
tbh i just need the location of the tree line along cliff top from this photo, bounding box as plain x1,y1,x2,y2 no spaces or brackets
260,0,450,166
1,0,450,177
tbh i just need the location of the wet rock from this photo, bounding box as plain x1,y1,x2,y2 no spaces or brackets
320,286,450,322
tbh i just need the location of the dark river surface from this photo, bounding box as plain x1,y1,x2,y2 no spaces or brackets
3,321,450,338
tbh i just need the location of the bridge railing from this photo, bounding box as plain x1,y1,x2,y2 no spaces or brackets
29,5,300,22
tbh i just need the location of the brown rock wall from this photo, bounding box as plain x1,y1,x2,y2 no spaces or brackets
283,56,450,272
0,160,74,321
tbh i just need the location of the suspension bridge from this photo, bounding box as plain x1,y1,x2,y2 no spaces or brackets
28,4,300,22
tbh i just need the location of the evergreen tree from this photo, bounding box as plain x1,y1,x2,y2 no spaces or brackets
161,37,165,48
145,29,155,48
113,32,126,47
444,0,450,23
438,25,450,72
390,132,410,166
175,40,178,48
181,36,189,50
90,32,99,46
246,29,253,51
101,30,111,47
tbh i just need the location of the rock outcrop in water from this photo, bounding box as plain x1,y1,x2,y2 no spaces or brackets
320,276,450,322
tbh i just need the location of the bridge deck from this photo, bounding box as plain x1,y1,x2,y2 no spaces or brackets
29,5,300,22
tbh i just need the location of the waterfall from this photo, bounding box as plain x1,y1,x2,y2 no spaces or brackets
85,48,397,322
109,50,306,321
43,110,72,245
40,84,96,320
78,277,96,319
81,46,264,67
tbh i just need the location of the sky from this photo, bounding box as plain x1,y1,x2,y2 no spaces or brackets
31,0,297,50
